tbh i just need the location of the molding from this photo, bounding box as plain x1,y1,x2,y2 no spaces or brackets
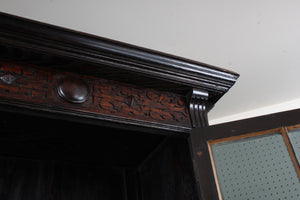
0,12,239,132
188,89,210,127
0,98,190,135
0,12,239,105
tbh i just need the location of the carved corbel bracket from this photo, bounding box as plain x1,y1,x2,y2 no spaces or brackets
188,89,210,128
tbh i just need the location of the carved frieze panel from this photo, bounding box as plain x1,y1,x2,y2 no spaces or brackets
0,61,191,131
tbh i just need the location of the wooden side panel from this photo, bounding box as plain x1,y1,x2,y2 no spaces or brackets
0,61,191,132
139,138,199,200
0,157,125,200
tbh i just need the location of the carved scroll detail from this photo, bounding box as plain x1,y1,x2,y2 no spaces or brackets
94,83,189,125
188,89,209,127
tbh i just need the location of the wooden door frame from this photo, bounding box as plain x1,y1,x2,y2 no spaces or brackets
190,108,300,200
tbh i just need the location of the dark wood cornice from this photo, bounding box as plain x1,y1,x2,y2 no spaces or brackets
0,12,239,132
0,12,239,100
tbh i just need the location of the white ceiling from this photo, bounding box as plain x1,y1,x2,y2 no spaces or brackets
1,0,300,124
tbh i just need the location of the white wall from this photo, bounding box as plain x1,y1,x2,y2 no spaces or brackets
209,98,300,125
1,0,300,124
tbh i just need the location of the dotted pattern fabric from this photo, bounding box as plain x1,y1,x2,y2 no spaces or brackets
211,133,300,200
289,129,300,162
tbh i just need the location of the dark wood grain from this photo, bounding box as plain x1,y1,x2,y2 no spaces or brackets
0,61,191,133
189,133,219,200
199,108,300,141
